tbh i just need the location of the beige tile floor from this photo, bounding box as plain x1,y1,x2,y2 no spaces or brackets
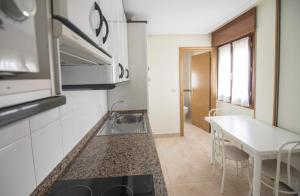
154,121,281,196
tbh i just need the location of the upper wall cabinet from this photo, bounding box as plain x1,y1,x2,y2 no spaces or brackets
59,0,129,87
99,0,129,82
53,0,109,49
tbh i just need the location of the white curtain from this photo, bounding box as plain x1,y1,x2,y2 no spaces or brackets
217,44,231,102
231,37,251,107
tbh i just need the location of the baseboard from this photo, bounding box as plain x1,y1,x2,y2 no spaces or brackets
152,132,181,138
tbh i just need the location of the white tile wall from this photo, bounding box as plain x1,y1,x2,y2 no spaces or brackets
30,108,60,132
0,135,36,196
0,120,30,149
31,120,64,184
60,112,82,155
0,90,108,195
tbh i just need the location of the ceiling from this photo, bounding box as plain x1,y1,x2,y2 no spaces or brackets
123,0,258,35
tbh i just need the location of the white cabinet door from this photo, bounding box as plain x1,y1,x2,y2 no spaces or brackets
119,4,126,82
117,1,129,82
111,0,122,82
52,0,103,46
31,120,63,184
100,0,128,83
98,0,113,54
0,136,36,196
123,14,129,81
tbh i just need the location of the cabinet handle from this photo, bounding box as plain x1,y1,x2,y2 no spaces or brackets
126,69,129,79
102,15,109,43
119,63,124,79
93,2,103,37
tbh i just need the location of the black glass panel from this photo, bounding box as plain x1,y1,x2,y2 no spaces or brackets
48,175,154,196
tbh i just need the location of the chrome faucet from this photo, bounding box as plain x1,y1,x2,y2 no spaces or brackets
110,100,125,119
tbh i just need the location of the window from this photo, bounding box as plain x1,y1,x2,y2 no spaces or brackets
217,44,231,102
217,36,253,107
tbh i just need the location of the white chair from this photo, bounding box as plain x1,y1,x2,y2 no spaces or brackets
211,121,251,193
253,141,300,196
209,108,230,117
209,108,230,164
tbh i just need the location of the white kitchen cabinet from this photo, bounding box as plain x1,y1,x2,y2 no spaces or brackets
0,135,36,196
122,13,129,81
113,0,123,81
98,0,113,54
103,0,129,82
31,120,64,184
58,0,129,84
115,0,129,82
118,13,124,82
52,0,104,46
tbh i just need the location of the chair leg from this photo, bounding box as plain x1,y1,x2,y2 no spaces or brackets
212,155,216,175
248,158,253,196
221,161,226,193
247,160,252,186
248,183,252,196
236,161,239,176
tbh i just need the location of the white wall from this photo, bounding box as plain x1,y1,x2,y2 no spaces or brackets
255,0,276,124
147,35,211,134
216,102,255,118
108,23,148,110
277,0,300,134
216,101,254,117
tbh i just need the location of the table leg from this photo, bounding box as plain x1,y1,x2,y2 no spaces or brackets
210,130,215,164
252,155,262,196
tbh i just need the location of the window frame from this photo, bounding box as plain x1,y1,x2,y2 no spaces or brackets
217,34,255,109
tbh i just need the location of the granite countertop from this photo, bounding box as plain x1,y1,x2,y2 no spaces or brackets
56,131,168,196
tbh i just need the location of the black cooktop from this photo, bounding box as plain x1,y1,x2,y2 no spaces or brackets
48,175,155,196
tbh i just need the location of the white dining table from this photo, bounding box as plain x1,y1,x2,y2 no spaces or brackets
205,115,300,196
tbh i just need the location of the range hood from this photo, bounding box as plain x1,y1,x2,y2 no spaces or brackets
52,16,112,66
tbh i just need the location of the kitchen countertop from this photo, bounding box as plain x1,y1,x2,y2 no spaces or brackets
53,122,168,195
0,96,66,127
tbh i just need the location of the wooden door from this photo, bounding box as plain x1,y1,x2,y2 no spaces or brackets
191,52,210,131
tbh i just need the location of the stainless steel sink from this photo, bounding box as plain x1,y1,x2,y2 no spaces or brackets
115,113,143,124
97,112,148,136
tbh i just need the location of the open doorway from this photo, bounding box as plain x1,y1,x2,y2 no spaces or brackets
179,47,217,136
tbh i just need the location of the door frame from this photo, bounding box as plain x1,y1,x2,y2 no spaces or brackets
179,47,217,136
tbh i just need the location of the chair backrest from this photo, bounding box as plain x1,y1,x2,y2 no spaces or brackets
274,141,300,193
209,108,228,117
209,109,218,117
211,121,226,163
